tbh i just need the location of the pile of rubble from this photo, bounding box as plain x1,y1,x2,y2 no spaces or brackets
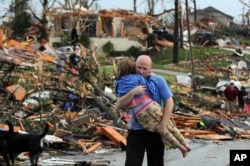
0,32,250,165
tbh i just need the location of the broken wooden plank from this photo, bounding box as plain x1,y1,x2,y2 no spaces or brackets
71,113,97,127
194,134,232,140
86,141,102,153
0,123,21,132
77,139,89,154
6,84,26,101
41,52,56,63
26,114,48,120
53,129,72,138
101,125,126,146
180,129,216,135
5,39,33,52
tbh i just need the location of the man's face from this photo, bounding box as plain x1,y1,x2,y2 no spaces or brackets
230,84,234,89
135,61,151,77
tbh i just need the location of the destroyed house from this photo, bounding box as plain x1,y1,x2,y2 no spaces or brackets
48,8,158,51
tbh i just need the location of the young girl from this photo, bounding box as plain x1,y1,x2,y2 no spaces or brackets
115,58,191,157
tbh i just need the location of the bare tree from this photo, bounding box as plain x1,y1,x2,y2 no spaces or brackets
239,0,250,8
80,0,98,9
133,0,137,12
0,0,53,40
147,0,157,15
10,0,28,15
28,0,57,41
52,0,99,47
0,0,28,20
239,0,250,26
190,0,197,22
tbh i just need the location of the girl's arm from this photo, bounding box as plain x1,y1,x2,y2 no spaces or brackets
116,85,146,109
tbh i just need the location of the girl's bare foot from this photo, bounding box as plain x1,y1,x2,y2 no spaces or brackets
184,143,191,152
178,145,188,158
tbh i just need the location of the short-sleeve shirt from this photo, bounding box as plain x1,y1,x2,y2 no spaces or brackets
224,86,238,101
116,74,173,130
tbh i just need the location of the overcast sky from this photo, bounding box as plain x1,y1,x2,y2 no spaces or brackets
98,0,246,23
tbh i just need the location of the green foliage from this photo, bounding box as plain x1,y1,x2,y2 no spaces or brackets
99,66,114,76
102,41,114,54
11,12,33,38
126,46,142,58
147,33,157,47
8,76,20,85
79,32,91,48
98,53,106,65
20,79,33,91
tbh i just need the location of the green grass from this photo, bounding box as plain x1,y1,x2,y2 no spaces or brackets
100,46,233,74
100,66,114,73
99,45,250,85
151,47,233,69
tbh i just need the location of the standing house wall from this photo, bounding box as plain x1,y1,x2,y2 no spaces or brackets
91,37,147,52
49,37,147,52
48,9,151,51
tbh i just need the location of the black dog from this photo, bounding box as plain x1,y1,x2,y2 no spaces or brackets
0,121,49,166
0,121,12,166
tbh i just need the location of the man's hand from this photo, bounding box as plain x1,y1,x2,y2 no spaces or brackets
155,122,167,136
132,85,146,95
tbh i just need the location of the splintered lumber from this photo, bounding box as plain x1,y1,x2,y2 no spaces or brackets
86,141,102,153
155,39,174,48
238,133,250,139
180,129,216,137
101,126,127,146
26,114,47,120
71,114,97,127
53,129,72,138
77,139,89,154
194,134,232,140
0,29,4,47
64,110,77,119
18,119,25,131
6,84,27,101
0,54,20,65
183,122,196,128
237,130,250,139
171,114,201,128
180,128,233,140
0,123,21,132
171,114,201,120
41,52,55,63
5,39,33,52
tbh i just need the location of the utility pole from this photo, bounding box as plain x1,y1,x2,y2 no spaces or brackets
185,0,196,91
179,1,184,48
173,0,179,64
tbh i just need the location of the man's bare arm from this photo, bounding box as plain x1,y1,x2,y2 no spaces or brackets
155,97,174,134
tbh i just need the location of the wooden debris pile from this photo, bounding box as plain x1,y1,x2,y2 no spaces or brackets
0,37,250,163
